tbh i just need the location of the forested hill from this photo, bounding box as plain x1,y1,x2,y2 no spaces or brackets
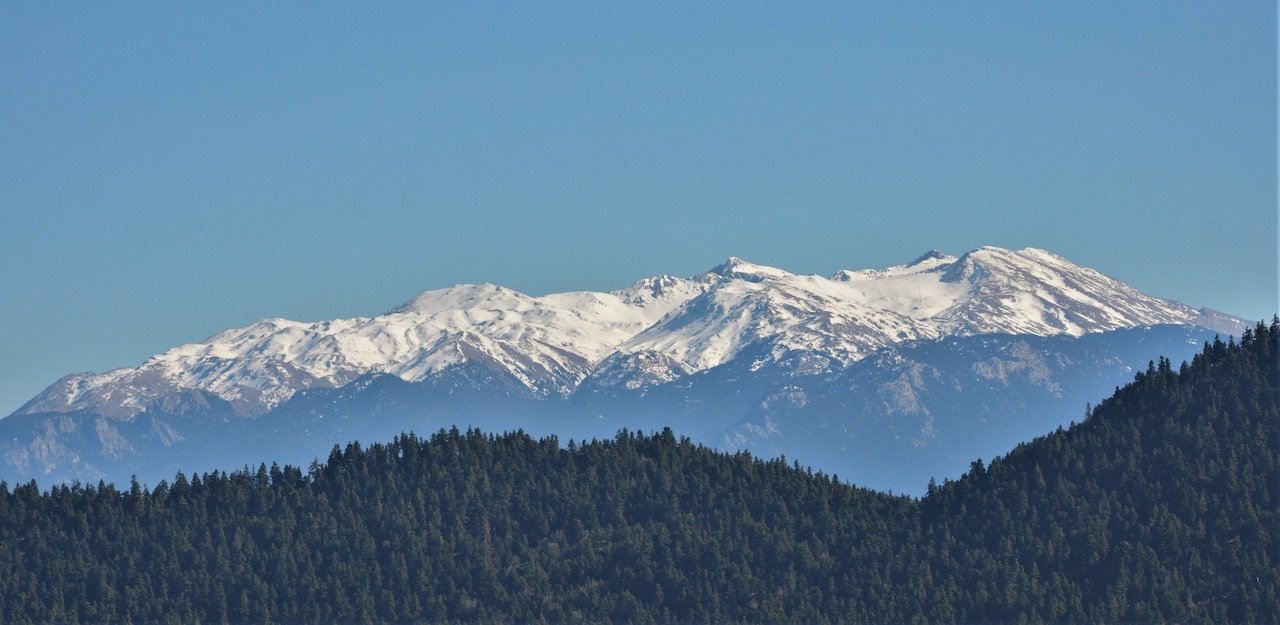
2,321,1277,624
917,320,1279,622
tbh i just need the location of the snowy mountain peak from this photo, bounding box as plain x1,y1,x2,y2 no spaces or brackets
831,250,956,283
392,283,525,315
930,246,1207,336
612,275,707,309
10,246,1243,421
704,257,793,283
908,249,951,266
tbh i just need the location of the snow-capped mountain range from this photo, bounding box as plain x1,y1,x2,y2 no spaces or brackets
14,246,1231,423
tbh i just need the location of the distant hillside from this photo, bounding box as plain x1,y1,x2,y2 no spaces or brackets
1,320,1275,623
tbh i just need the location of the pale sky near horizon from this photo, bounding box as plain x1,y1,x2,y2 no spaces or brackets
1,2,1275,416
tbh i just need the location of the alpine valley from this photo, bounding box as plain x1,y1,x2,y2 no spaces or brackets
0,246,1246,493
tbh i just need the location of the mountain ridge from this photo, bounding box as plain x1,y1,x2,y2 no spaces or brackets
3,246,1249,490
10,246,1242,422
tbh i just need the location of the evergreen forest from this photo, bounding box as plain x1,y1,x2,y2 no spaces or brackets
1,320,1276,624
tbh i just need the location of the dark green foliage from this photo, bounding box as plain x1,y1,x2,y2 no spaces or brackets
2,320,1276,623
916,319,1280,623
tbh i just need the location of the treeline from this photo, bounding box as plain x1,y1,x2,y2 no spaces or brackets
1,320,1276,624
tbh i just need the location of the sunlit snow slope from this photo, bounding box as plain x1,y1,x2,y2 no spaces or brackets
12,247,1232,420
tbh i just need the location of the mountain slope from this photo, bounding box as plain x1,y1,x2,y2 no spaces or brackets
16,278,706,418
3,321,1274,623
717,324,1222,493
2,247,1247,488
915,319,1279,622
11,246,1238,421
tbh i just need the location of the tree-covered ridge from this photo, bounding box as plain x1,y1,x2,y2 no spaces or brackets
918,320,1279,622
2,320,1276,624
1,429,918,624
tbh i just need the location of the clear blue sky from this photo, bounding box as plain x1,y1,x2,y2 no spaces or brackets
1,2,1275,416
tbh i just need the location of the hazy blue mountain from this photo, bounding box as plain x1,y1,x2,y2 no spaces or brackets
1,247,1245,491
2,326,1225,494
